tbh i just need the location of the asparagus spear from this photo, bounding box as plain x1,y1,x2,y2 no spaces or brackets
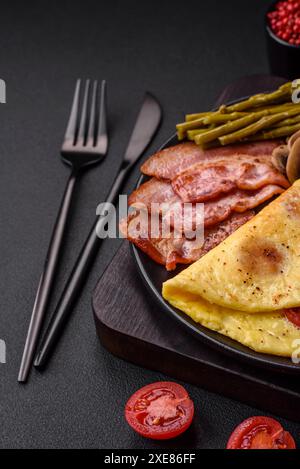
219,107,300,145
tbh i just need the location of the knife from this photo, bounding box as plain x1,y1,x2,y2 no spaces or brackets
32,92,162,373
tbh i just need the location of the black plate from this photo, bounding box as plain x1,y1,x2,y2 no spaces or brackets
131,131,300,375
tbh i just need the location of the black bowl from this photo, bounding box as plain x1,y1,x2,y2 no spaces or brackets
265,1,300,79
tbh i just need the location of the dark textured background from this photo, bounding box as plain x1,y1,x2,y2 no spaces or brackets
0,0,299,449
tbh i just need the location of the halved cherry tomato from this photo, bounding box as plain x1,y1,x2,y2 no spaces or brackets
227,416,296,449
284,308,300,328
125,381,194,440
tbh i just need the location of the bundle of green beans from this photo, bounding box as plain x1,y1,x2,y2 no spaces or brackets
176,82,300,147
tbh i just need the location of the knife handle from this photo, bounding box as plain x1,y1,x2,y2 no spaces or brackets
34,166,129,369
18,170,78,382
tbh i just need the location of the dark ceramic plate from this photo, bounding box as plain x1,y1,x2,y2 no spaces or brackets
131,131,300,375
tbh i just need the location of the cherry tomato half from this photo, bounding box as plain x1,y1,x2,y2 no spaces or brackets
227,416,296,449
125,381,194,440
284,308,300,328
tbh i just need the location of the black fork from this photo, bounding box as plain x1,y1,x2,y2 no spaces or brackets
18,79,108,383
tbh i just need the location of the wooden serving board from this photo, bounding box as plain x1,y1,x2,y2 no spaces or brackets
93,75,300,423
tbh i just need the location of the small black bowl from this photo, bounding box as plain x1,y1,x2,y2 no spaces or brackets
265,1,300,79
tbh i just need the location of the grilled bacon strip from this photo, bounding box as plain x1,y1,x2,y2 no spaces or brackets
120,211,255,271
128,178,285,229
122,140,289,270
172,159,289,203
141,141,283,180
164,184,285,230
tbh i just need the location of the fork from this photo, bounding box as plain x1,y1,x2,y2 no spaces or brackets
18,79,108,383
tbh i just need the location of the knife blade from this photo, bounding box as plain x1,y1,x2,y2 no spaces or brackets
124,92,162,165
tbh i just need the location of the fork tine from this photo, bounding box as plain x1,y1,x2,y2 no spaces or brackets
86,80,98,146
64,79,81,144
96,80,108,153
77,79,90,145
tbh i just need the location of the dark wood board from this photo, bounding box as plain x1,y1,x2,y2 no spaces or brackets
93,75,300,423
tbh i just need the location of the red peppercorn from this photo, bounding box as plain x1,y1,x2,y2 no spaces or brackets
268,0,300,45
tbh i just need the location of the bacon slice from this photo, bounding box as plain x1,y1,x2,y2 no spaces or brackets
141,141,283,180
124,139,288,270
128,178,179,208
172,159,289,203
179,211,255,265
120,211,255,271
128,178,285,230
165,184,285,230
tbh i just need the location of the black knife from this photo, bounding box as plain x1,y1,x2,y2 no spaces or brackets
33,93,162,372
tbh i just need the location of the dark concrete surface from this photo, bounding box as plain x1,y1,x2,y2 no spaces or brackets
0,0,298,449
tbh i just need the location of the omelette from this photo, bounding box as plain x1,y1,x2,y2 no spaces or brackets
163,180,300,357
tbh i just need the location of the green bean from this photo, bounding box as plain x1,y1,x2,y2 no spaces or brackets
247,102,295,114
203,112,247,125
187,125,216,141
194,111,268,145
224,84,292,113
279,81,292,92
272,114,300,128
186,84,292,121
177,83,295,143
176,117,207,138
187,129,209,140
177,130,184,141
246,122,300,141
185,112,213,122
202,104,300,133
219,107,300,145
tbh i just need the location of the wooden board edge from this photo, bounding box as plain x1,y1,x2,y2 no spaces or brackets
93,309,300,423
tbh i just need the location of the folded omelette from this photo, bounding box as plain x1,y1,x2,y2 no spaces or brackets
163,180,300,357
